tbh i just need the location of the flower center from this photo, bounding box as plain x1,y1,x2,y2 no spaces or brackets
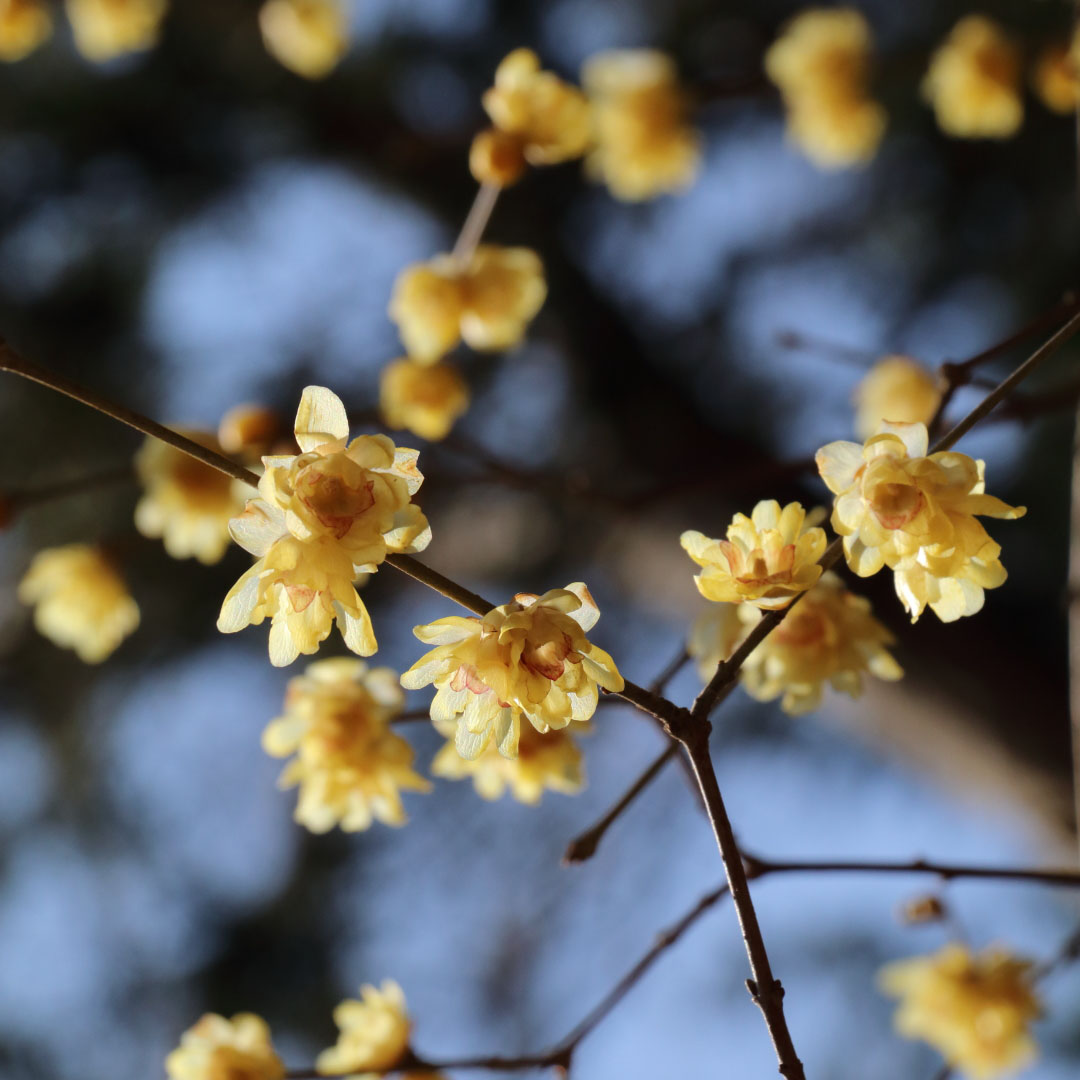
295,466,376,538
774,609,827,648
870,483,924,530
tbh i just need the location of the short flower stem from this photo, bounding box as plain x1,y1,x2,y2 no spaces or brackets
451,181,500,266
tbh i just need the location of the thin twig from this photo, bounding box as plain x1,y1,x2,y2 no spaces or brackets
451,182,500,266
563,744,680,864
0,343,260,489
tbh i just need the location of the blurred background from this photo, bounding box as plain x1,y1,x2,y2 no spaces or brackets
2,0,1080,1076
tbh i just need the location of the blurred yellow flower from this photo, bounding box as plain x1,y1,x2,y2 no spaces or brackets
1033,39,1080,114
469,127,528,188
65,0,167,62
817,421,1025,621
218,403,285,461
879,944,1041,1079
259,0,346,80
764,8,886,168
263,657,430,832
317,980,411,1077
470,47,591,186
18,544,139,663
167,1013,284,1080
686,602,748,682
388,245,546,363
217,386,430,665
379,358,470,442
134,432,245,565
854,355,943,440
432,719,585,804
922,16,1022,139
738,572,902,714
0,0,51,62
582,48,700,201
681,501,827,611
401,583,623,759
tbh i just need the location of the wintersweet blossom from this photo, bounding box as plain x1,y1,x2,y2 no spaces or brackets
218,403,285,460
262,658,430,832
18,544,139,663
681,501,828,611
432,719,585,804
134,432,245,565
764,8,886,168
816,421,1025,622
738,572,902,714
922,16,1022,139
879,944,1041,1079
379,358,470,442
401,583,623,759
259,0,346,80
217,386,431,665
470,47,590,186
166,1013,284,1080
854,355,943,440
581,48,700,201
0,0,51,61
65,0,167,62
388,245,546,363
1033,39,1079,114
687,603,748,683
317,980,412,1077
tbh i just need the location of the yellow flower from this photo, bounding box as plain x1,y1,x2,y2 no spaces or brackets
854,355,943,440
764,8,886,168
816,421,1025,622
922,16,1022,139
65,0,167,62
469,128,528,188
469,47,590,187
379,358,469,442
686,602,748,683
166,1013,283,1080
879,944,1041,1079
388,245,546,364
0,0,51,62
582,48,700,201
681,501,828,611
218,403,285,461
432,719,585,804
401,583,623,759
740,572,901,714
1033,39,1080,114
217,386,431,665
18,544,139,663
134,432,246,565
263,658,430,832
259,0,346,80
317,980,411,1077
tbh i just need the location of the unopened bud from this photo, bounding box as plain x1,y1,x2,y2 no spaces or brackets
899,894,947,925
218,404,282,458
469,128,527,188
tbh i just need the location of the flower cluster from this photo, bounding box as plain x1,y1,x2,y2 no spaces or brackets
166,1013,284,1080
879,944,1041,1078
402,583,622,760
687,571,902,715
134,431,247,565
470,47,591,188
18,544,140,663
262,658,430,833
582,49,701,201
854,355,943,440
258,0,346,80
817,421,1025,622
681,501,828,611
218,385,431,665
167,983,442,1080
764,8,886,168
922,16,1022,140
432,719,586,804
